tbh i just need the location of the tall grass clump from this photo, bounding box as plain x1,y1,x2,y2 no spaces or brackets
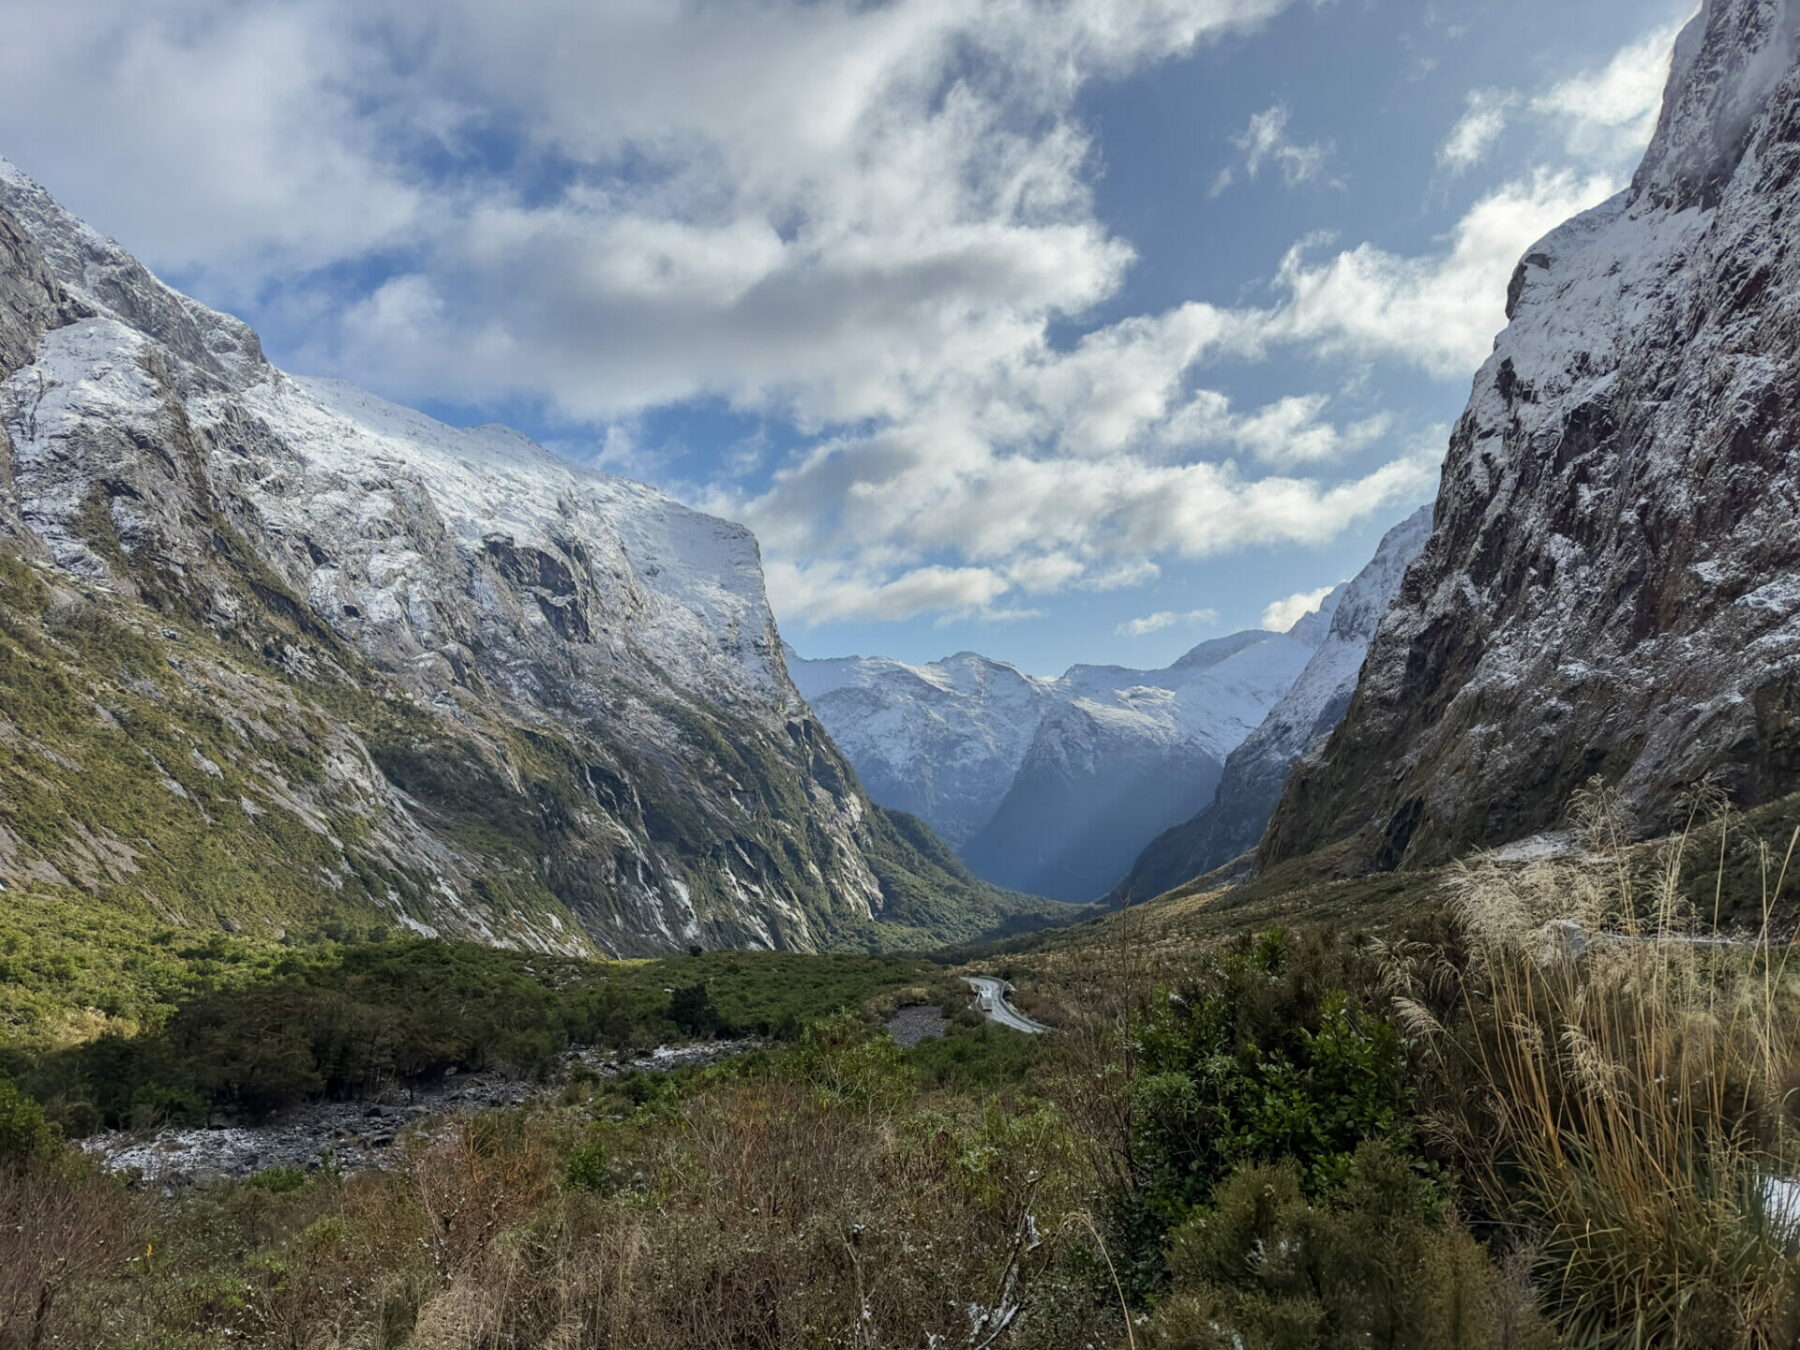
1393,784,1800,1348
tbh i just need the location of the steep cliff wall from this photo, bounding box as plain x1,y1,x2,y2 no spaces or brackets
0,159,1047,954
1263,0,1800,871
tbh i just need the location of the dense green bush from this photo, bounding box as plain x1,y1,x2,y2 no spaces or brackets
668,981,723,1037
907,1011,1045,1090
1115,928,1414,1300
12,939,936,1129
0,1076,58,1171
794,1011,913,1109
563,1123,615,1194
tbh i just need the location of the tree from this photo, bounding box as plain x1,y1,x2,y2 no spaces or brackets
668,981,722,1038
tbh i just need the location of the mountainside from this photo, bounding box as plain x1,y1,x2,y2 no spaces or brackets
0,159,1054,958
1114,505,1431,901
787,649,1051,848
1263,0,1800,872
794,626,1324,901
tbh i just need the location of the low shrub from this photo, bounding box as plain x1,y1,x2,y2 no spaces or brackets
1113,927,1414,1301
0,1075,58,1171
1150,1142,1561,1350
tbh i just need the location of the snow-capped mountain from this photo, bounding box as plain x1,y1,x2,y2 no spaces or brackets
793,624,1326,901
1113,505,1431,901
0,159,1051,954
788,649,1052,848
1264,0,1800,871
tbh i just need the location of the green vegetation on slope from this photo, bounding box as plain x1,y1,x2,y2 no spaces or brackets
0,542,1068,982
2,936,944,1130
0,549,589,959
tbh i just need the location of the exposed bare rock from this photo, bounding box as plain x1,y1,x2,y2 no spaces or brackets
1263,0,1800,872
0,159,1046,954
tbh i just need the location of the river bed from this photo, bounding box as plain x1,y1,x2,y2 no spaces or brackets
82,1039,758,1189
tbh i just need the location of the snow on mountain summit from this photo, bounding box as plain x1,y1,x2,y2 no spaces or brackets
0,156,1043,953
791,612,1333,900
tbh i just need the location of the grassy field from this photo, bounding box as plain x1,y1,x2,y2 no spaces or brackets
4,785,1800,1347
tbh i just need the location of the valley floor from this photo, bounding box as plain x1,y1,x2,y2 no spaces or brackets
5,790,1800,1348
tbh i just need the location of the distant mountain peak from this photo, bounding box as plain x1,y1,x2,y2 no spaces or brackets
791,617,1336,900
1113,506,1430,901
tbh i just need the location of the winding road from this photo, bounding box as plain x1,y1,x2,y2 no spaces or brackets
963,976,1050,1034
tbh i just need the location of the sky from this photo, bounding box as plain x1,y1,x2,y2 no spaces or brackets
0,0,1693,675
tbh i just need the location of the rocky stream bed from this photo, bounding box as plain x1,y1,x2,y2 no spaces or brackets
81,1040,759,1190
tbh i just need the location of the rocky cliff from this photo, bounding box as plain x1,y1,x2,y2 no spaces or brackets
1262,0,1800,872
1114,505,1430,900
0,159,1051,955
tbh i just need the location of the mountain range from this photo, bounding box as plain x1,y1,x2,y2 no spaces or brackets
4,0,1798,960
794,503,1433,904
0,158,1059,956
791,624,1326,901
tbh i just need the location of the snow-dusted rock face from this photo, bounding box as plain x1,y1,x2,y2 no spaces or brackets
1264,0,1800,872
793,625,1324,901
789,649,1053,848
1113,507,1431,901
0,160,1037,954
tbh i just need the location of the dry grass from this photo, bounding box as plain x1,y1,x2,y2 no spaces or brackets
1390,784,1800,1348
369,1084,1105,1349
15,1070,1119,1350
0,1159,147,1350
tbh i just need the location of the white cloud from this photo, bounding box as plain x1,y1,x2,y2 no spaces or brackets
1007,553,1089,595
1439,89,1517,173
721,416,1441,621
1222,395,1392,465
1256,168,1620,377
765,560,1016,626
1260,585,1334,631
1118,607,1220,637
1532,20,1686,166
683,146,1523,627
0,1,423,293
0,0,1297,425
1080,559,1163,591
1432,17,1685,182
0,0,1680,630
1211,104,1335,197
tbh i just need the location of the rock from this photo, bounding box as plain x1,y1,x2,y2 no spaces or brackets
1263,0,1800,871
0,156,1043,954
885,1004,948,1048
81,1038,762,1188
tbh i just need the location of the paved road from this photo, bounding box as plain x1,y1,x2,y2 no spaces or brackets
964,976,1050,1034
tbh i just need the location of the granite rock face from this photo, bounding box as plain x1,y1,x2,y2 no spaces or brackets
0,159,1038,954
1263,0,1800,872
